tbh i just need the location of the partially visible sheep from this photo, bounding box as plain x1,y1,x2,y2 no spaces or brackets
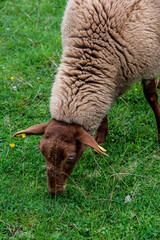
14,0,160,197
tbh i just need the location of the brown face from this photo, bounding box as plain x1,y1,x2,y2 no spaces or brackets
38,121,86,196
14,119,108,197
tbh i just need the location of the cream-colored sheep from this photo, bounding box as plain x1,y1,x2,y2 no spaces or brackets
15,0,160,196
50,0,160,135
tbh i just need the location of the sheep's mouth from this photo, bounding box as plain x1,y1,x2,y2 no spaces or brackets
50,191,63,198
49,189,64,198
49,183,67,198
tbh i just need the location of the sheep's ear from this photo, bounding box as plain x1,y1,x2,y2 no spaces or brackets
77,128,108,157
13,122,49,137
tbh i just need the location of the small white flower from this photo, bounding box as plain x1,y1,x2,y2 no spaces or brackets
125,195,132,203
13,86,17,91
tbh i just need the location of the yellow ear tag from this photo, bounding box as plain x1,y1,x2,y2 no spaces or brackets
16,133,27,138
98,145,107,152
95,145,107,153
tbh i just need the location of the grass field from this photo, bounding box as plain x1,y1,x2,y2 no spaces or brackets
0,0,160,239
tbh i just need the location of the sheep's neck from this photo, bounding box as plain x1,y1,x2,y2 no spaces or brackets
50,63,116,134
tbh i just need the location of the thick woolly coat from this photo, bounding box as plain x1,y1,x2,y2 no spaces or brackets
50,0,160,134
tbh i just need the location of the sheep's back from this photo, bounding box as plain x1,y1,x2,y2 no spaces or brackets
62,0,160,83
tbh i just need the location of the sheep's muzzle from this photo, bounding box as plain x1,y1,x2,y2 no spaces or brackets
45,163,69,197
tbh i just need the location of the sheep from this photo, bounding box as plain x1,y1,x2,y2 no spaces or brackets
14,0,160,197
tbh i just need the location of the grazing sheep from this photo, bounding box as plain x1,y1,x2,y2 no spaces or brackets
14,0,160,197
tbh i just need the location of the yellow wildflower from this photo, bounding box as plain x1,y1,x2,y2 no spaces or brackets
135,88,138,91
10,143,15,148
11,77,14,80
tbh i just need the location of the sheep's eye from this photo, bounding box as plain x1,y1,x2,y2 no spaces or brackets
68,155,75,161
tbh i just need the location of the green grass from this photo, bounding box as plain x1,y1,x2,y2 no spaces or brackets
0,0,160,239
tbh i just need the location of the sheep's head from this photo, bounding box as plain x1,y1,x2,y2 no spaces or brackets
14,119,108,197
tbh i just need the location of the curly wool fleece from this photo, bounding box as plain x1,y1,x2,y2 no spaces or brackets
50,0,160,134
